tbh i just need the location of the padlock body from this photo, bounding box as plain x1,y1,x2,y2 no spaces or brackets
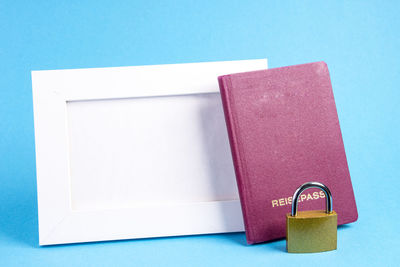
286,210,337,253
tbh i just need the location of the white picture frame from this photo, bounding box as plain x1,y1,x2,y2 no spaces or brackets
32,59,268,245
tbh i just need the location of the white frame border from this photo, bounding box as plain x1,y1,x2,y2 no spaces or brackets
32,59,268,245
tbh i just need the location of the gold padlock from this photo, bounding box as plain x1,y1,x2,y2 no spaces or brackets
286,182,337,253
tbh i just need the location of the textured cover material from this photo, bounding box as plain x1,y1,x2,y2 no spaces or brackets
218,62,358,244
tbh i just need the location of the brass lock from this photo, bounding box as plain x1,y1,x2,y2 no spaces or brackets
286,182,337,253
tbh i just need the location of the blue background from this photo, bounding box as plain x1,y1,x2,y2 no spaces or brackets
0,1,399,266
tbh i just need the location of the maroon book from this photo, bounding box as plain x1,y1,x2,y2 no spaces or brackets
218,62,358,244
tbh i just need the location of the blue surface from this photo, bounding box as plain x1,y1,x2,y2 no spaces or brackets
0,1,399,266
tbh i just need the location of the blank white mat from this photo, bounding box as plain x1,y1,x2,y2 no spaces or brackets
67,93,238,210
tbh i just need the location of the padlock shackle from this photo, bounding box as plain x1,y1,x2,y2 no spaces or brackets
291,181,333,216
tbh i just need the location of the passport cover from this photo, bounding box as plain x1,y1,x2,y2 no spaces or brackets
218,62,358,244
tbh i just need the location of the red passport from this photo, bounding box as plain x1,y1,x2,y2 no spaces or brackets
218,62,358,244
